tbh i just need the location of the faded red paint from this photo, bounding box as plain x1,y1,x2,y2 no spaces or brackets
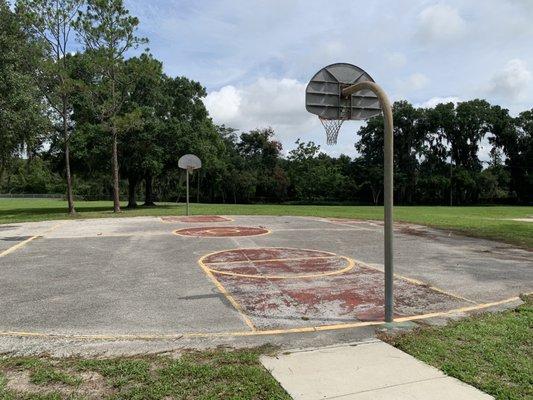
201,247,471,330
176,226,268,237
203,248,347,277
162,215,231,223
204,248,334,263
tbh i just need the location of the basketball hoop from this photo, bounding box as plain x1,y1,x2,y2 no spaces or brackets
319,106,350,145
305,63,395,323
178,154,202,216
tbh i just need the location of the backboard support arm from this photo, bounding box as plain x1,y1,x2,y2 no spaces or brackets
342,81,394,323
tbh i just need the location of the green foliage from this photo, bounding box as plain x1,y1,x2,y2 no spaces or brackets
386,296,533,400
1,0,532,209
30,368,81,386
0,0,49,180
0,349,290,399
0,157,64,194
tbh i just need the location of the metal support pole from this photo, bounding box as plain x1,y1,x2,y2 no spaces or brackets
342,81,394,322
186,169,190,216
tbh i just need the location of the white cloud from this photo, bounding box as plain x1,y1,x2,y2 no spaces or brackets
419,96,460,108
417,4,466,43
487,59,531,100
203,86,241,121
408,73,429,90
396,73,429,93
386,52,407,68
204,77,318,147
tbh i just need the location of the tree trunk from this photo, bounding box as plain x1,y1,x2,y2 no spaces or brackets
63,106,76,215
144,173,155,206
196,172,200,203
111,129,121,212
65,141,76,214
371,187,381,205
127,176,137,208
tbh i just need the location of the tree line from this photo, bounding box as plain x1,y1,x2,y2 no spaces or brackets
1,0,532,210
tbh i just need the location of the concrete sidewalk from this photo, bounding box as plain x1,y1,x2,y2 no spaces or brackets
261,340,493,400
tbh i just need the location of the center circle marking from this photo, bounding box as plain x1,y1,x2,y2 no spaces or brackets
200,247,355,279
174,226,270,237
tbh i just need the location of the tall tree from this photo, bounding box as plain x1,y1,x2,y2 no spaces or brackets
17,0,84,214
0,0,48,182
75,0,146,212
356,101,427,203
121,53,164,207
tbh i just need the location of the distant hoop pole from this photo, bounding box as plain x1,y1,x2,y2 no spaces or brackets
186,168,191,216
342,81,394,322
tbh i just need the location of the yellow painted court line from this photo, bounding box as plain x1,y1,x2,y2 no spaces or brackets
197,252,257,331
0,222,64,258
0,295,523,341
206,256,356,280
359,261,479,305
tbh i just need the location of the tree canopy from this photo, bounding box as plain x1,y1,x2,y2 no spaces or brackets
1,0,531,207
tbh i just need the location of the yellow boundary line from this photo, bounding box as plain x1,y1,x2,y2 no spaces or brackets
359,261,478,304
196,250,257,331
173,227,272,238
204,256,355,280
160,215,234,223
0,296,523,341
0,222,64,258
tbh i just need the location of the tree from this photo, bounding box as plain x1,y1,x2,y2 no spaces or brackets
17,0,84,214
287,140,344,201
427,100,491,204
75,0,147,212
0,0,48,183
356,101,426,203
237,128,283,201
120,53,164,207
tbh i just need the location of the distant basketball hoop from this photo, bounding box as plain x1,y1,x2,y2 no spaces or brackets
305,63,395,323
178,154,202,216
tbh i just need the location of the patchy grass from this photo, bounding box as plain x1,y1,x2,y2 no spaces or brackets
29,368,81,387
0,348,290,400
383,295,533,400
1,199,532,248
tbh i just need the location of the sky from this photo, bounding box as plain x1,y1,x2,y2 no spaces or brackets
126,0,533,158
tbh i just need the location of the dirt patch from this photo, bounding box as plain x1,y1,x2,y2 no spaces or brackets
396,225,439,240
4,369,113,399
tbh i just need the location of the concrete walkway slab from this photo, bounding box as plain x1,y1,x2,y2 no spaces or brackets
260,340,493,400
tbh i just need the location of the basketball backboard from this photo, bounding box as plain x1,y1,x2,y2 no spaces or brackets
178,154,202,171
306,63,381,121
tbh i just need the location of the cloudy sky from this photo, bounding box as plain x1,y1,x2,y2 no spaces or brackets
126,0,533,157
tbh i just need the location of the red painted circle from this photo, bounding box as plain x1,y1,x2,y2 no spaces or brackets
201,247,352,278
174,226,269,237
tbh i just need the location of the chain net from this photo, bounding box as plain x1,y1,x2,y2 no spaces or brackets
319,118,344,145
319,105,350,145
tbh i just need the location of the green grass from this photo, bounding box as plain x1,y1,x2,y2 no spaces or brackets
29,368,81,387
1,199,532,248
0,348,290,400
383,295,533,400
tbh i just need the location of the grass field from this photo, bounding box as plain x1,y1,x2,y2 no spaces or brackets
1,199,532,248
0,347,290,399
383,295,533,400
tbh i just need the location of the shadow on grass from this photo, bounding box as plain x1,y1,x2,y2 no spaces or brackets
0,204,179,219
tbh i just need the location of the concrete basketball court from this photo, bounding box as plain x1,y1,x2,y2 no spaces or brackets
0,215,531,355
